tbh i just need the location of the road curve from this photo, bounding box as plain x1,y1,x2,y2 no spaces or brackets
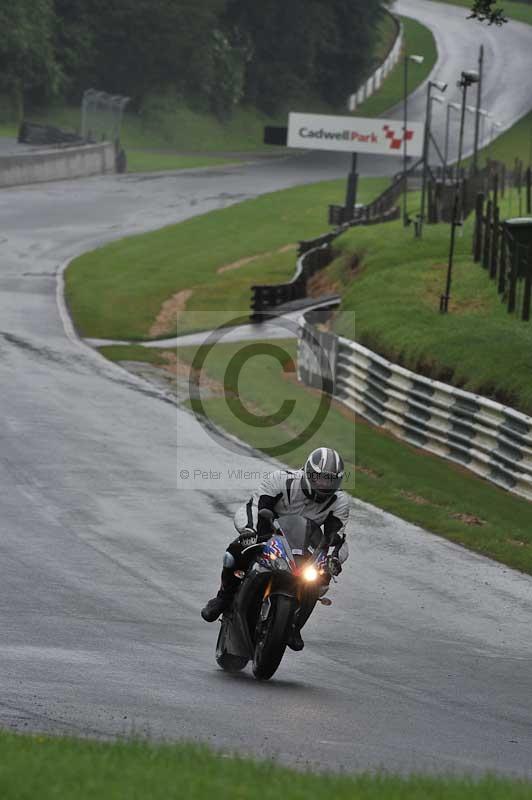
304,0,532,176
393,0,532,163
2,0,532,778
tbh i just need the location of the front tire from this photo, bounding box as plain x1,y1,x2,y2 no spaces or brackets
252,594,295,681
215,618,248,672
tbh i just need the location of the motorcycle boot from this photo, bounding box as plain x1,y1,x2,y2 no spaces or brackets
286,627,305,651
286,598,316,651
201,567,240,622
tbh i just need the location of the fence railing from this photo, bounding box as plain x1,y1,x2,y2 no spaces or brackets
250,206,399,320
427,161,532,225
472,187,532,321
250,172,410,320
297,308,532,502
348,13,403,112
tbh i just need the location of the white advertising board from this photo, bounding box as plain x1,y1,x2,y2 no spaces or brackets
287,112,424,157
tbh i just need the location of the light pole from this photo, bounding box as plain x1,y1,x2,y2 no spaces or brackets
488,120,502,161
402,53,424,226
430,93,446,174
472,44,484,174
444,102,461,178
441,70,479,313
418,79,447,238
466,105,491,166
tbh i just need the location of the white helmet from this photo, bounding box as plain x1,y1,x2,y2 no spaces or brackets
302,447,344,502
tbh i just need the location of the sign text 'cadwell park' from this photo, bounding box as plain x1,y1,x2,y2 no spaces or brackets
287,112,424,157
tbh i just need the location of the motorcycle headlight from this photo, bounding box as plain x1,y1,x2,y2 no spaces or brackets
273,558,290,572
302,565,318,582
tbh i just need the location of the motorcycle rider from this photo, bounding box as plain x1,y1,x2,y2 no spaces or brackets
201,447,349,651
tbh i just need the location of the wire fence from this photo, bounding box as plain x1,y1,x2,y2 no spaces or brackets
81,89,130,144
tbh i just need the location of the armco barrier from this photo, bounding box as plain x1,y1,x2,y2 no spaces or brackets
0,141,116,188
250,203,400,320
250,156,424,321
298,311,532,502
348,14,403,112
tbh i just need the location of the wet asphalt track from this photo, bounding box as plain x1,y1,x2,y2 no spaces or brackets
2,0,532,777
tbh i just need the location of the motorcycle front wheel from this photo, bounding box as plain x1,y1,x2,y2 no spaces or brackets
252,594,295,681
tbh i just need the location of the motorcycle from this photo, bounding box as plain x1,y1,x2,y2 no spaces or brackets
215,510,334,681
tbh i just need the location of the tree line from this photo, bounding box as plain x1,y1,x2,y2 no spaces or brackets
0,0,391,118
0,0,508,120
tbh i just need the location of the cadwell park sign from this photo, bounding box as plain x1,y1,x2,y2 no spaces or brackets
287,112,424,157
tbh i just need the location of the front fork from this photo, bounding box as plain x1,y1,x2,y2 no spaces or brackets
257,575,326,639
257,578,319,636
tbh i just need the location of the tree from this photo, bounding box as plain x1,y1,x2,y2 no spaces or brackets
85,0,227,104
0,0,59,117
223,0,385,114
53,0,97,100
313,0,387,106
0,0,391,119
468,0,508,24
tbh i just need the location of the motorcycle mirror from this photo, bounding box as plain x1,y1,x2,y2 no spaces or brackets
258,509,274,521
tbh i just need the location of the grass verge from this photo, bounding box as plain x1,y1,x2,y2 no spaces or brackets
2,733,532,799
0,122,18,137
17,101,287,154
101,337,532,575
329,190,532,415
69,173,532,414
65,177,388,341
475,109,532,168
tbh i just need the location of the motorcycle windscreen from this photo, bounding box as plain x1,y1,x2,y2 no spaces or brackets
275,515,323,559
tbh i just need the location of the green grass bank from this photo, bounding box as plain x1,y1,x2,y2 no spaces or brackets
5,732,532,799
67,175,532,417
475,109,532,168
65,177,388,340
330,190,532,416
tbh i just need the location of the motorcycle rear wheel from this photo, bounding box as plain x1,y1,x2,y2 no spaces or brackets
252,594,294,681
215,618,248,672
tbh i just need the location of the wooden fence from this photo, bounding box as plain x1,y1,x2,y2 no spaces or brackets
472,180,532,321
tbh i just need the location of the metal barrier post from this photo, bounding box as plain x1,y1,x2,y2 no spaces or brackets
490,205,499,279
473,192,484,261
482,199,492,270
345,153,359,221
498,232,507,295
523,245,532,321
